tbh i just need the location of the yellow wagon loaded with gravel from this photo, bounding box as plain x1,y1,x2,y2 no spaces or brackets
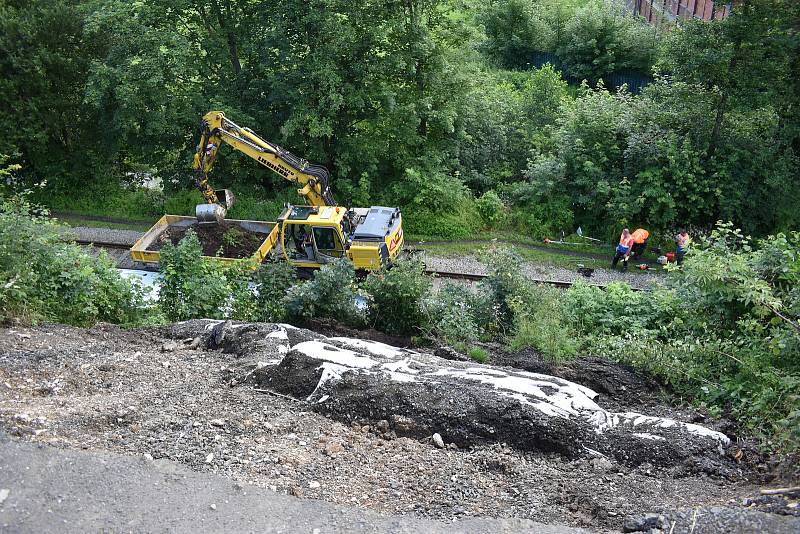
131,111,404,273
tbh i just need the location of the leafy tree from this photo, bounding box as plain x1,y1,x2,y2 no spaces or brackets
658,0,800,233
453,65,567,192
479,0,553,68
526,82,630,230
0,0,102,188
557,0,655,83
82,0,202,177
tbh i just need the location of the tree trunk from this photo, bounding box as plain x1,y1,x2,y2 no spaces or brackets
708,0,751,157
209,1,242,75
225,31,242,75
416,59,427,138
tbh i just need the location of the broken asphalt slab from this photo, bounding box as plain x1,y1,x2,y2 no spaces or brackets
168,320,736,474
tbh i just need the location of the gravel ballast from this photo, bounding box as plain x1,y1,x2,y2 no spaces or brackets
424,254,661,289
69,226,144,246
66,224,662,289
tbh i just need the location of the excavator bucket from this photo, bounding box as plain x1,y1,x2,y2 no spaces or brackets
196,189,235,225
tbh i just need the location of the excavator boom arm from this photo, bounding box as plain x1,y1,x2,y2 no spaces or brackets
192,111,336,207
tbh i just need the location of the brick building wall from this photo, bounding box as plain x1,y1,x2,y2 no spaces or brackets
626,0,733,24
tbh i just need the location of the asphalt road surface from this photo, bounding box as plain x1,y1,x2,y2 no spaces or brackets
0,434,587,534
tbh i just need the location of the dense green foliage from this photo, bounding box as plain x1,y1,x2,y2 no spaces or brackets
0,192,146,326
363,259,431,336
252,261,297,322
158,231,255,321
542,226,798,450
481,0,656,79
1,0,796,240
284,259,364,326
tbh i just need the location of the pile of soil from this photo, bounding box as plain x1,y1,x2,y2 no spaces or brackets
306,317,414,348
148,221,265,258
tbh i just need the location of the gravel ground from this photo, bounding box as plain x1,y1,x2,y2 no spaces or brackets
0,323,780,533
69,226,144,246
424,254,661,290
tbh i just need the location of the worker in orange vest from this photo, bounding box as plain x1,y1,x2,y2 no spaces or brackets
675,229,691,266
612,228,635,271
630,228,650,260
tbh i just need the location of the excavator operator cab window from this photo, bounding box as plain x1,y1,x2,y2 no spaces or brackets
284,223,314,261
340,214,352,238
287,206,317,220
312,226,344,260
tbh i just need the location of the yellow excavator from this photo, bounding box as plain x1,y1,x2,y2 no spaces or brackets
191,111,404,271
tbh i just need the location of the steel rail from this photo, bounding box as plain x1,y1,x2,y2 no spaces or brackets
424,269,645,291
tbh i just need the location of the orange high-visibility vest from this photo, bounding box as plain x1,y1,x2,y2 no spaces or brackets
631,229,649,244
618,233,634,252
676,233,690,252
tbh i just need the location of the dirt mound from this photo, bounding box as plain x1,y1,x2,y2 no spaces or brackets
148,221,265,258
164,320,736,473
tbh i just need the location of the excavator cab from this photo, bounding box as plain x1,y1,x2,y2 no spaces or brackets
279,206,348,267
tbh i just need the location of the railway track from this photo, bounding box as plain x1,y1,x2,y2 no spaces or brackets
75,240,132,250
424,268,583,288
76,239,639,291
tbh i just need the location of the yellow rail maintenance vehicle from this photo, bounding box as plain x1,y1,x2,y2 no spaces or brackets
133,111,404,272
278,204,404,271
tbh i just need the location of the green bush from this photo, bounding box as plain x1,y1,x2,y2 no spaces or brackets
562,281,681,336
253,261,297,322
0,191,147,326
468,346,489,363
403,199,483,240
559,224,800,450
363,258,430,336
478,247,529,334
504,178,575,240
34,182,165,221
158,231,255,321
284,259,364,326
476,190,505,228
423,282,482,344
510,284,579,363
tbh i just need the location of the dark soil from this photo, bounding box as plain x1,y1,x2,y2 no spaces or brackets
306,317,415,348
148,221,266,258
